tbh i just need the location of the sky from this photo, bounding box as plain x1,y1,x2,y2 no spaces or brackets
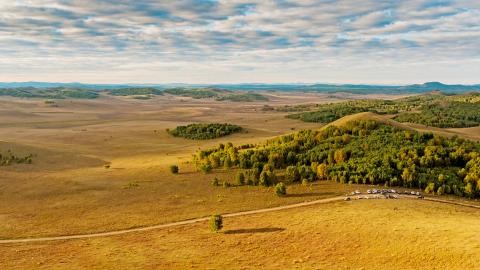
0,0,479,84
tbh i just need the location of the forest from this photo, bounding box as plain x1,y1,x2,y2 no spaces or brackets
0,87,99,99
163,87,268,102
107,87,163,96
163,88,223,99
288,93,480,128
215,92,268,102
193,120,480,198
0,150,33,166
168,123,243,140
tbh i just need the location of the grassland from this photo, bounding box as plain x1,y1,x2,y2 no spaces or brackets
1,199,479,269
0,91,479,269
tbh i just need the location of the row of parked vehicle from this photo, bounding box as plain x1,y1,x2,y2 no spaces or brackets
349,189,422,196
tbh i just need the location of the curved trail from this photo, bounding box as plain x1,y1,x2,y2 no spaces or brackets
0,196,344,244
1,195,478,244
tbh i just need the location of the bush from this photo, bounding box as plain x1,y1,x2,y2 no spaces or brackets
170,165,179,174
200,164,212,174
275,183,287,197
212,177,219,186
210,214,223,232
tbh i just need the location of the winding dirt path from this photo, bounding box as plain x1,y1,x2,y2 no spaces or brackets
0,196,345,244
1,195,478,244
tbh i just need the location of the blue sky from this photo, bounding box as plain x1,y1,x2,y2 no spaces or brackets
0,0,479,84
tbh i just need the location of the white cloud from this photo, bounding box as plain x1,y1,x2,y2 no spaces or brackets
0,0,478,84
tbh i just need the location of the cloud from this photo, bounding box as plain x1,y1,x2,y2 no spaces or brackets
0,0,478,84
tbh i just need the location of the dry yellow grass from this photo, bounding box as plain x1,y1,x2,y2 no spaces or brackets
0,199,478,269
1,93,479,269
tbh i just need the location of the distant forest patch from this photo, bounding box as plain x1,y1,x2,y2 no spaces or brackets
0,87,98,99
168,123,242,140
287,93,480,128
164,87,268,102
216,92,268,102
107,87,163,97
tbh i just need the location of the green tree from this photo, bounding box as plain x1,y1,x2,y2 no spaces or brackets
236,172,245,186
210,214,223,232
259,171,270,187
285,166,300,182
275,183,287,197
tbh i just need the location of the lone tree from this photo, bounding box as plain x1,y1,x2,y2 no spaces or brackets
275,182,287,197
170,165,179,174
210,214,223,232
236,171,245,186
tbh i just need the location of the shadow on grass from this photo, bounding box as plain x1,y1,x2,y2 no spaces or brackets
286,192,336,198
223,227,285,234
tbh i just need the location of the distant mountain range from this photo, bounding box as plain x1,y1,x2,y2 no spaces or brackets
0,81,478,94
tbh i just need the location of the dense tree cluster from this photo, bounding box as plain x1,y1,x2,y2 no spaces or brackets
0,87,98,99
163,88,222,99
164,87,268,102
0,150,33,166
107,88,163,96
394,101,480,128
288,93,480,128
168,123,242,140
193,120,480,198
215,92,268,102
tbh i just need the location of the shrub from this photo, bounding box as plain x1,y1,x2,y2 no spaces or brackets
275,183,287,197
170,165,179,174
200,164,212,174
212,177,219,186
210,214,223,232
223,181,231,188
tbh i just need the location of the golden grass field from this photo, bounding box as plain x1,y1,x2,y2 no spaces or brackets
1,92,479,269
1,199,479,269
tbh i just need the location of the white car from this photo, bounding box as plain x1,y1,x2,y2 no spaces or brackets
355,190,361,194
367,190,371,194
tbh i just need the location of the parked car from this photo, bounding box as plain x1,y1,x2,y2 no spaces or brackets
367,190,371,194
